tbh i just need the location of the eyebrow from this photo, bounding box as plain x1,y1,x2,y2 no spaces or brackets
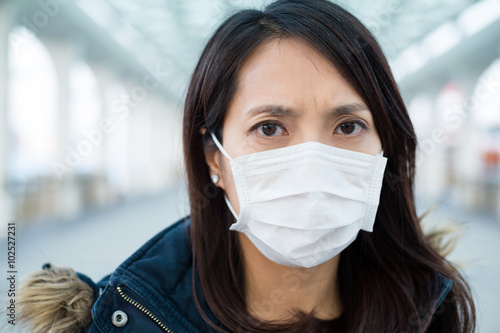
244,102,369,119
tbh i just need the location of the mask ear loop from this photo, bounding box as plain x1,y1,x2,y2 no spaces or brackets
224,195,239,219
209,131,239,220
210,131,233,161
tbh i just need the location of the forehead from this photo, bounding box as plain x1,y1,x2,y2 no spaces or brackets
241,38,338,76
232,38,362,108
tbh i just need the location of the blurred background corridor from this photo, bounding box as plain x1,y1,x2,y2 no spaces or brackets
0,0,499,331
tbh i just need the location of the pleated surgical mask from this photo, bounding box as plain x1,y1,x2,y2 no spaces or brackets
210,132,387,268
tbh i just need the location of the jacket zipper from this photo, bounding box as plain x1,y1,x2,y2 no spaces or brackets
116,286,173,332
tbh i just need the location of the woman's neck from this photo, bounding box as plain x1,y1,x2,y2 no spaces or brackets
238,233,343,322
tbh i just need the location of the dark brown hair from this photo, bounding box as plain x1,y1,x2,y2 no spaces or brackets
183,0,475,332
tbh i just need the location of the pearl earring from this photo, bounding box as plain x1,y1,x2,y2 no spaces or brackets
211,174,219,184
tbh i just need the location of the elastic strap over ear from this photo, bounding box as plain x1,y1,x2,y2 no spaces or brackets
224,194,239,219
210,131,233,161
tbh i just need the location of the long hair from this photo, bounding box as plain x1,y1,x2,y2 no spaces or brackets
183,1,475,332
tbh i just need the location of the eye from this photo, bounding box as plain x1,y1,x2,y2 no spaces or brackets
334,121,366,135
253,121,287,137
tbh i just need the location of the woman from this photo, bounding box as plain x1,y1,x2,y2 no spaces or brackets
18,0,476,332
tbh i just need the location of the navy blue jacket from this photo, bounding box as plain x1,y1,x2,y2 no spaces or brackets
80,216,453,332
84,217,223,333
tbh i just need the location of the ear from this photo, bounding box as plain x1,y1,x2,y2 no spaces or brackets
200,127,225,189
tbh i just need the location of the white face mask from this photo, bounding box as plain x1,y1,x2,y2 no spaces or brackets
210,132,387,268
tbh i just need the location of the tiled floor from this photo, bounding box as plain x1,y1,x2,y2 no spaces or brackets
1,185,498,332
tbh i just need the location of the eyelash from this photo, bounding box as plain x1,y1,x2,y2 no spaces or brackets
250,120,287,137
334,119,368,135
250,119,368,137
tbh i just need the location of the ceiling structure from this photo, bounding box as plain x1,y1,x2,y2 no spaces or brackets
16,0,497,99
97,0,478,77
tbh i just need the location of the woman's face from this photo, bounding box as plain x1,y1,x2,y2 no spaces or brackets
205,38,382,215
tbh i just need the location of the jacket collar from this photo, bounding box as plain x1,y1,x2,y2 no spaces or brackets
90,216,453,332
91,217,222,332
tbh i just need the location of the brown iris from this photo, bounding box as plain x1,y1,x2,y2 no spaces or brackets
339,122,356,134
261,123,278,136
